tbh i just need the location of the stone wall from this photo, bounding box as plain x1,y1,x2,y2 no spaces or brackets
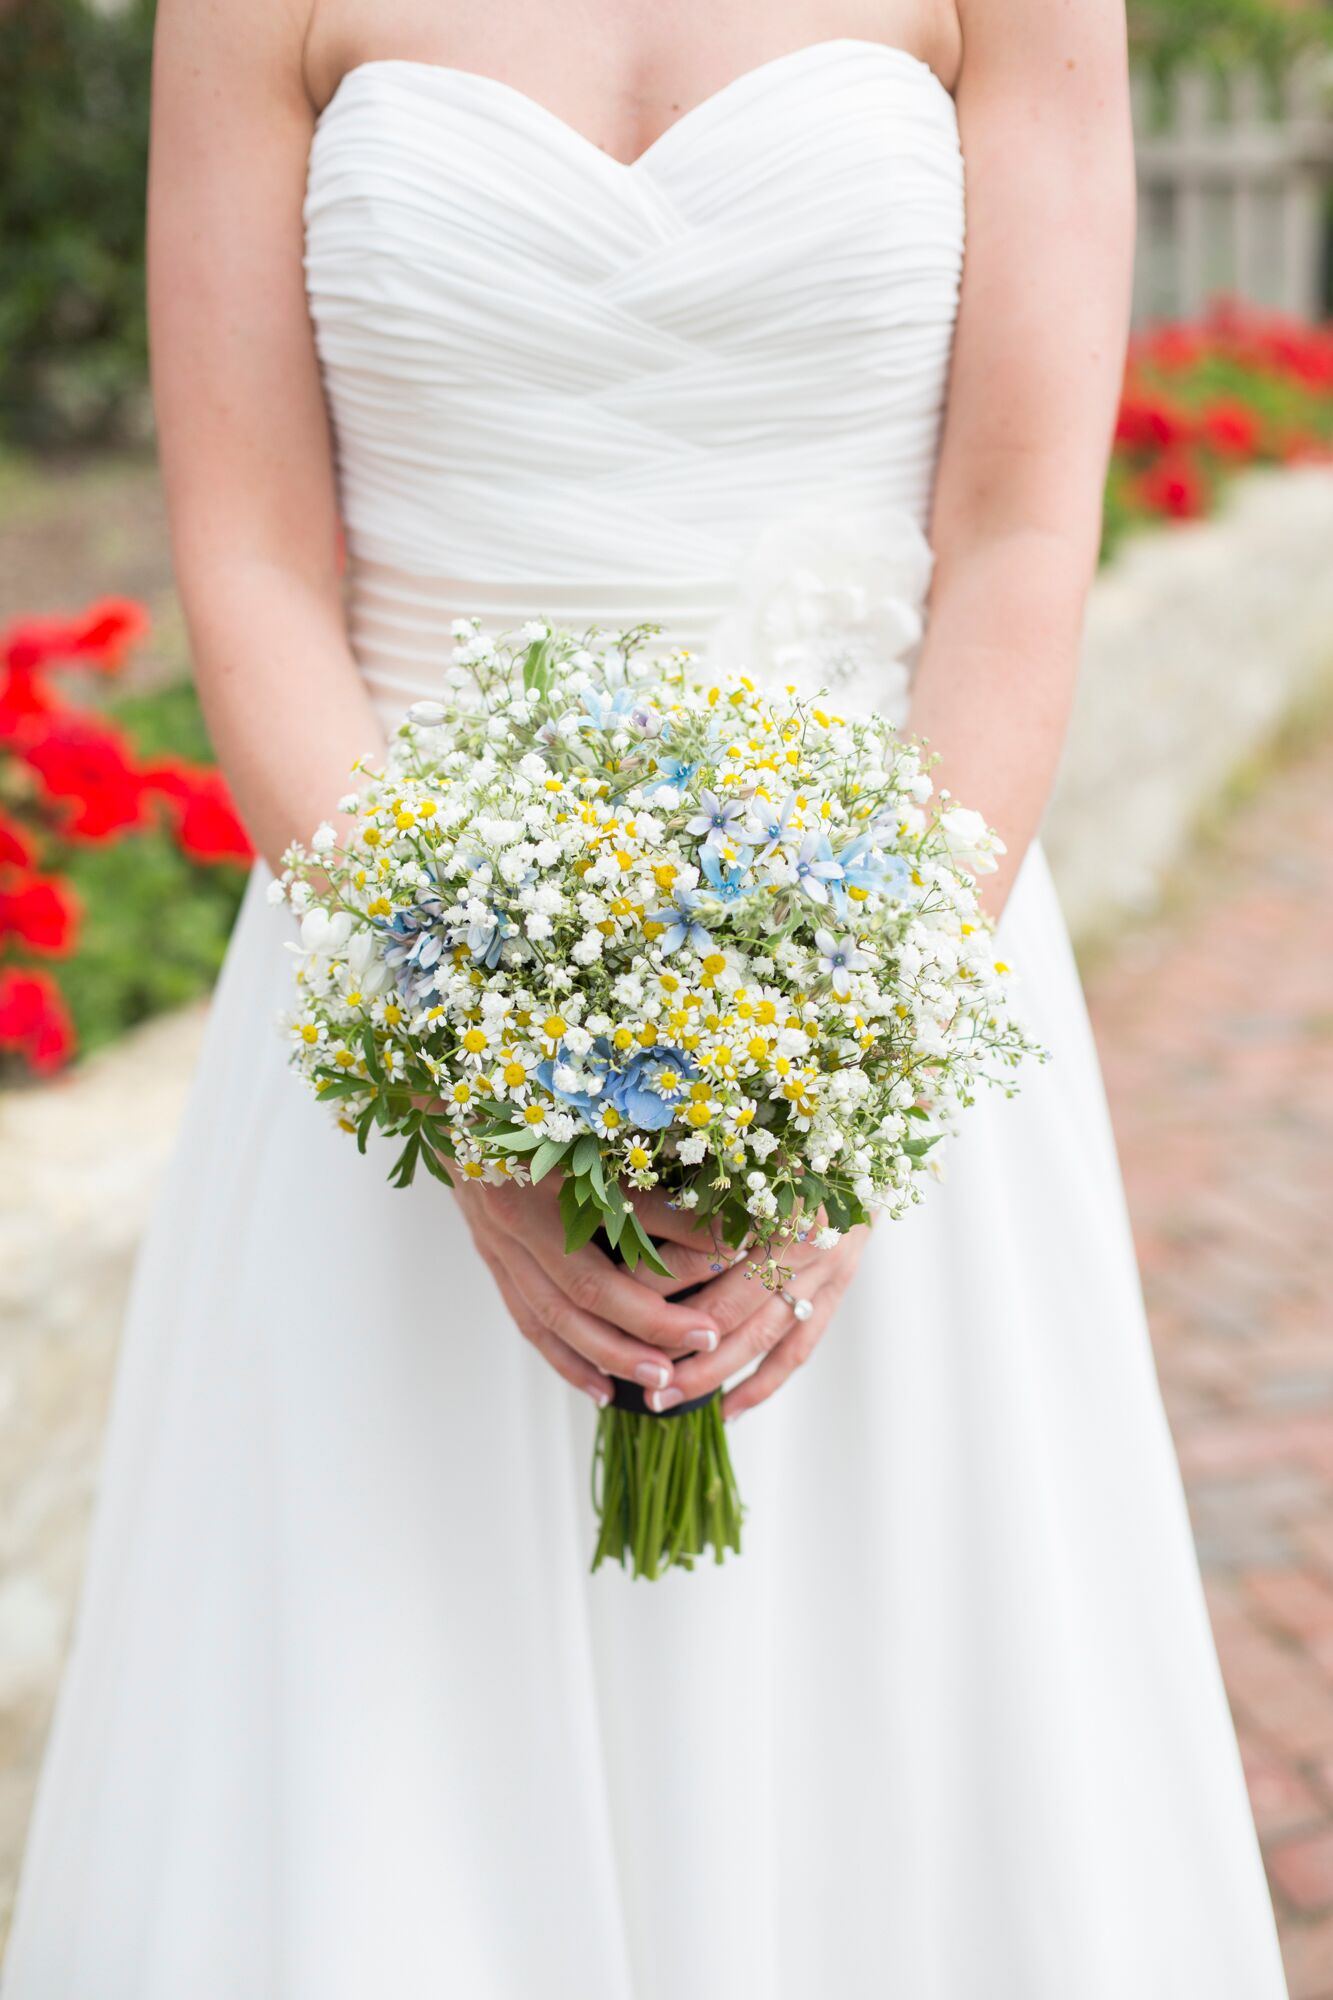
1046,464,1333,943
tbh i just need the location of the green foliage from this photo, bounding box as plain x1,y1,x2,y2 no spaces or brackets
55,680,246,1060
0,0,155,446
1128,0,1333,70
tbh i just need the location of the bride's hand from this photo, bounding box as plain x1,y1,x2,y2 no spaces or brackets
645,1225,871,1421
454,1175,724,1406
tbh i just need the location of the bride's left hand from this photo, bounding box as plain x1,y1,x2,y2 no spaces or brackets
648,1224,871,1421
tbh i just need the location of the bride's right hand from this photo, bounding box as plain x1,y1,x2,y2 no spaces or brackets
453,1175,723,1406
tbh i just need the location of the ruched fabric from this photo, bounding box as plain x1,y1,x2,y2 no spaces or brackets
2,41,1288,2000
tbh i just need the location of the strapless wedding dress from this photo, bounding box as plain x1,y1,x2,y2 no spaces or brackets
2,41,1288,2000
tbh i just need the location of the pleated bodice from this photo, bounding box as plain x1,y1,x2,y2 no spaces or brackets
302,39,965,709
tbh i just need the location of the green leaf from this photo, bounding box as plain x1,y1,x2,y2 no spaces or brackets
418,1144,455,1187
489,1127,548,1153
388,1133,420,1188
564,1201,605,1254
627,1210,671,1278
572,1134,600,1177
530,1138,569,1184
824,1188,852,1232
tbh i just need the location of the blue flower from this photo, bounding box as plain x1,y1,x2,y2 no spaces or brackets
686,788,746,851
792,831,844,907
646,752,700,794
700,845,753,904
534,1043,696,1134
580,685,637,733
749,791,800,861
534,1052,604,1125
606,1047,698,1132
646,887,714,955
463,907,522,971
378,897,447,1003
828,833,912,916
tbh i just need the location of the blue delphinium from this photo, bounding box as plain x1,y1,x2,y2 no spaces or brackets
379,897,447,1003
536,1043,698,1133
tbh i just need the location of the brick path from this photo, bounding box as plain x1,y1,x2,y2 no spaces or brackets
1087,722,1333,1997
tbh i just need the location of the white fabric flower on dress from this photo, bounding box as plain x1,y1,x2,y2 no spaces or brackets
708,505,935,723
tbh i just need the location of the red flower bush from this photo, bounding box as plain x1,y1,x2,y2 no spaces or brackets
1107,297,1333,551
0,597,252,1076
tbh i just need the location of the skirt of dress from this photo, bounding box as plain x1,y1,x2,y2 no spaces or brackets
1,841,1289,2000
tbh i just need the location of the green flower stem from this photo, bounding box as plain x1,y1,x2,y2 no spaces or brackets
590,1395,744,1581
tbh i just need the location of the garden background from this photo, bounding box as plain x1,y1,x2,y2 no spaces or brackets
3,0,1333,1986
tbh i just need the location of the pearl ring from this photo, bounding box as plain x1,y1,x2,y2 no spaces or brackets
782,1289,814,1323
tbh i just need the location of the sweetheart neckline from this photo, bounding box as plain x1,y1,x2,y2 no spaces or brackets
315,37,958,173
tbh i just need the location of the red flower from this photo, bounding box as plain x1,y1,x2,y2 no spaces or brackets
176,773,253,864
1,597,150,676
0,663,57,742
1115,389,1195,453
0,811,33,868
142,760,252,863
21,714,145,840
1137,451,1208,520
0,871,79,954
1135,323,1206,374
0,967,75,1074
1199,400,1262,458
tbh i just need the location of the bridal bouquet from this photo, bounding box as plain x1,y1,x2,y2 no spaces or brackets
278,619,1042,1577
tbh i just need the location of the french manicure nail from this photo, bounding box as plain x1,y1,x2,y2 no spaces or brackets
650,1387,685,1413
634,1360,671,1389
585,1382,612,1408
689,1328,719,1352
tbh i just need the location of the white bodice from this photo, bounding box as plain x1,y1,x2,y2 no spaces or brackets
303,40,965,716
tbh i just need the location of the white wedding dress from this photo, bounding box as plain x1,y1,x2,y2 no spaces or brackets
3,41,1288,2000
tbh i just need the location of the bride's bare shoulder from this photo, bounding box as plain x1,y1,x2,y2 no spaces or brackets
955,0,1129,94
152,0,316,116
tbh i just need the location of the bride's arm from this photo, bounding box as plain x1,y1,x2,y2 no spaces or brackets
148,0,382,873
908,0,1136,919
147,0,722,1392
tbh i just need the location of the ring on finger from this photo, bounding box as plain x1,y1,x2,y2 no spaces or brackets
781,1287,814,1323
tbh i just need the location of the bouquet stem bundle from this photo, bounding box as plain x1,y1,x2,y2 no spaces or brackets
591,1389,743,1580
590,1241,743,1578
591,1375,743,1580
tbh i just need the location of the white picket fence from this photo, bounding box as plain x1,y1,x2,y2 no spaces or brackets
1132,56,1333,323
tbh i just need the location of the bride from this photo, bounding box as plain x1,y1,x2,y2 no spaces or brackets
3,2,1290,1996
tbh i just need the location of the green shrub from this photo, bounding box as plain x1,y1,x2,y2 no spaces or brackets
0,0,155,446
1129,0,1333,68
